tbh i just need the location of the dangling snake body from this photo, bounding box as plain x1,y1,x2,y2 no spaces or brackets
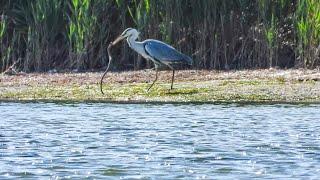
100,43,115,95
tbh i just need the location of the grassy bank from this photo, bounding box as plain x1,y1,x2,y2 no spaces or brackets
0,70,319,103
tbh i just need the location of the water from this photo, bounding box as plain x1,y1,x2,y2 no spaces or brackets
0,102,320,179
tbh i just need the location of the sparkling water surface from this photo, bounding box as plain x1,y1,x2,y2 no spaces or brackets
0,102,320,179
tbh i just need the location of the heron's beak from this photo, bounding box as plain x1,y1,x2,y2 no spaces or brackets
111,35,125,46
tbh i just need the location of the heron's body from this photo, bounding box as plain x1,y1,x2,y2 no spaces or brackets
110,28,193,91
127,34,192,67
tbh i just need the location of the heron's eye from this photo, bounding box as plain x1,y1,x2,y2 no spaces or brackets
123,32,129,37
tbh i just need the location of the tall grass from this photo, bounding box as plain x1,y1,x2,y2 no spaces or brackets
4,0,67,72
68,0,95,70
0,0,319,72
0,14,7,72
296,0,320,68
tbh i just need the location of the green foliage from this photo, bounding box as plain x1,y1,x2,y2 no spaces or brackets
296,0,320,67
0,17,5,39
5,0,67,72
0,0,319,72
67,0,97,69
127,0,150,29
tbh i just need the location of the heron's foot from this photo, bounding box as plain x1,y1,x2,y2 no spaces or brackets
165,88,173,94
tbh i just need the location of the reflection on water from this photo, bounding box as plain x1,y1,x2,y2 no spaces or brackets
0,102,320,179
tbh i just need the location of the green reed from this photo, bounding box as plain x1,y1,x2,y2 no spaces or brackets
6,0,66,72
0,15,6,71
67,0,96,70
0,0,319,72
0,17,5,39
296,0,320,68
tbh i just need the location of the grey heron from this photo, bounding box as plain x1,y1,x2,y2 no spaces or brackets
101,28,193,94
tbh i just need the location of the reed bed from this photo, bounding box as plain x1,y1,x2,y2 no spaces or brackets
0,0,319,72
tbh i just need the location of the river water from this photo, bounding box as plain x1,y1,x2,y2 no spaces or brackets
0,102,320,179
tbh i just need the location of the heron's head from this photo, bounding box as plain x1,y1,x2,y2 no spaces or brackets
112,28,140,45
121,28,140,38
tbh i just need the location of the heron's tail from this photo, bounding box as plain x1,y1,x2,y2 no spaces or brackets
183,55,193,66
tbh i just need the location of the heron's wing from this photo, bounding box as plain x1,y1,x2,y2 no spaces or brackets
144,40,186,63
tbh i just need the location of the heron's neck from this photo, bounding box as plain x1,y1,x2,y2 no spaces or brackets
127,36,145,55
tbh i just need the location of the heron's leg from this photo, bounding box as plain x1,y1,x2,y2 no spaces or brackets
166,64,175,90
147,68,159,92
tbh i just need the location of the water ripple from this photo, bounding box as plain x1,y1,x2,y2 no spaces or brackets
0,102,320,179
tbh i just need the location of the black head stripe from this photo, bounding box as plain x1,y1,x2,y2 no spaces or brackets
121,28,133,36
